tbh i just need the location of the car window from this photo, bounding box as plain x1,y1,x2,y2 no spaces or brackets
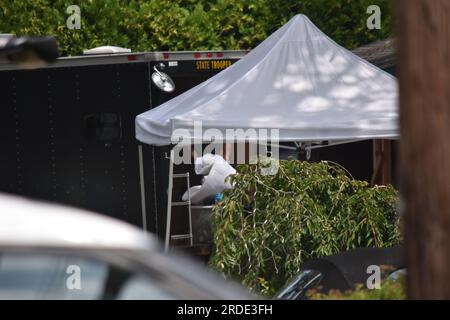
0,251,177,300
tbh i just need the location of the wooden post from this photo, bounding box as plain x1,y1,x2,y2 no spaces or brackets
397,0,450,299
371,139,392,186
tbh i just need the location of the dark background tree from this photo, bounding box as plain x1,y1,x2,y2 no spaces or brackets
397,0,450,299
0,0,392,56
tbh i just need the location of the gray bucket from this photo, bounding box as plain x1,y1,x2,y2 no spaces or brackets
191,205,214,244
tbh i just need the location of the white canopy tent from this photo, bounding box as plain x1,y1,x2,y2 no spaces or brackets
135,14,398,146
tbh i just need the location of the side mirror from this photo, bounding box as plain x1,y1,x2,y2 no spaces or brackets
274,270,322,300
0,35,59,68
387,268,407,281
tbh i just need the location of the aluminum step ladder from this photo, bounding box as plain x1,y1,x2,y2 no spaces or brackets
165,149,193,252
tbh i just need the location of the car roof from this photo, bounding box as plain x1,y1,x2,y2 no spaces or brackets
301,246,404,291
0,193,157,250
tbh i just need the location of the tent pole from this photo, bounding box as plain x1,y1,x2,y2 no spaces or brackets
138,144,147,232
164,148,174,252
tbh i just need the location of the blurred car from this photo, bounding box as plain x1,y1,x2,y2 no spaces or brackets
276,246,404,300
0,193,253,300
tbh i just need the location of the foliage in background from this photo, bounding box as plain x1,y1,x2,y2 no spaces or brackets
309,277,406,300
209,160,401,296
0,0,393,56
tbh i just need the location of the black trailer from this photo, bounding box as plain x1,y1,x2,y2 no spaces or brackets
0,50,246,237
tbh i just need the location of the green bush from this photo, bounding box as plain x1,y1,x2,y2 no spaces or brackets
0,0,393,56
208,160,401,296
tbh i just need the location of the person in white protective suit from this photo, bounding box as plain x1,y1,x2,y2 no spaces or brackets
182,154,236,205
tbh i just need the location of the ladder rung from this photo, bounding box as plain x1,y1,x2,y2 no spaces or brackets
171,234,192,240
172,201,190,207
173,173,190,178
